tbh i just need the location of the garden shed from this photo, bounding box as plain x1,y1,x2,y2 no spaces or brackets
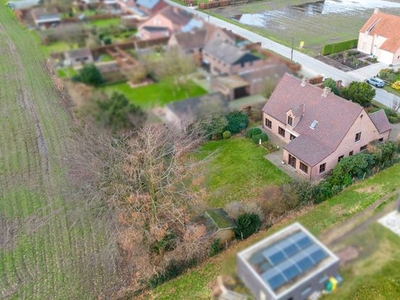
205,208,236,244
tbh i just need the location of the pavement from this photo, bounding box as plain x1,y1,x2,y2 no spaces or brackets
165,0,400,111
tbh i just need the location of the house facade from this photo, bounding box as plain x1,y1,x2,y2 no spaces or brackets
263,74,391,180
357,8,400,65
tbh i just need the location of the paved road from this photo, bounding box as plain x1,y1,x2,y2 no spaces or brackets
166,0,400,110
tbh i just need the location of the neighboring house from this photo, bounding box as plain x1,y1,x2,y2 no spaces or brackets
263,74,391,180
203,40,264,76
64,48,94,67
138,6,194,40
357,8,400,65
164,92,228,128
116,0,167,16
237,222,340,300
30,7,61,29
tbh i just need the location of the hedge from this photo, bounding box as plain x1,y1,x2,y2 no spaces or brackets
321,39,358,55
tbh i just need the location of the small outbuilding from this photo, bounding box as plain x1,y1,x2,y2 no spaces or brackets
30,7,61,29
237,222,340,300
64,48,94,67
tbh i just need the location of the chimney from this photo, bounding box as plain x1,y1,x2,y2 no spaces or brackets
374,8,380,14
322,87,331,97
301,77,308,87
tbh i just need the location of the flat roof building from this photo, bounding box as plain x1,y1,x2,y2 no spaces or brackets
237,222,340,300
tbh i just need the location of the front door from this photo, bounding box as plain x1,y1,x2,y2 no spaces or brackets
288,154,296,169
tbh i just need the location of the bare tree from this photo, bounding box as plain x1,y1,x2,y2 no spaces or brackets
391,96,400,114
68,124,209,294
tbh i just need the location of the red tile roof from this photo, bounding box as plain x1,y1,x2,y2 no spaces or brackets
263,74,365,166
360,10,400,53
369,109,391,133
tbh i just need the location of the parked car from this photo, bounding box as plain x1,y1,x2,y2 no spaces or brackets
366,77,385,88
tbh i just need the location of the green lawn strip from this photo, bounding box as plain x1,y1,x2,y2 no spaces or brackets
89,18,121,28
195,137,290,207
384,85,400,97
57,67,78,78
150,163,400,299
99,80,207,108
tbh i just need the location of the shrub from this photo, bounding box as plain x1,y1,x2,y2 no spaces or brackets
103,37,112,45
391,81,400,90
389,115,400,124
148,259,197,288
75,63,103,86
209,239,223,257
246,127,262,138
225,111,249,134
151,232,176,255
235,213,262,240
222,131,231,139
252,132,268,144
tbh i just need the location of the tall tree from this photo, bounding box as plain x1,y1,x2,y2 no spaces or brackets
341,81,375,107
75,63,103,86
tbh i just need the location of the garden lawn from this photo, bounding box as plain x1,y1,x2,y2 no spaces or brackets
89,18,121,28
99,80,207,108
195,137,290,207
148,162,400,300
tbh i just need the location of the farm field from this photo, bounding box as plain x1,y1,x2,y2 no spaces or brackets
210,0,400,55
0,5,113,299
148,162,400,299
100,79,207,108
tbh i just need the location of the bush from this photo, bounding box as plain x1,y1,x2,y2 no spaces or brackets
235,213,262,240
75,63,104,86
151,232,176,255
321,39,358,55
252,132,268,144
222,131,231,139
209,239,223,257
148,259,197,288
389,115,400,123
246,127,262,138
391,81,400,90
103,37,112,45
225,111,249,134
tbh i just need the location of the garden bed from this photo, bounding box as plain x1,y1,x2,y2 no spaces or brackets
316,50,373,71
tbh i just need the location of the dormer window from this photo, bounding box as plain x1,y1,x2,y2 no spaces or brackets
309,120,318,130
287,116,293,126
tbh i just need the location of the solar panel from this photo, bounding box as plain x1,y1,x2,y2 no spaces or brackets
310,249,327,264
295,256,314,272
269,251,286,266
296,236,312,250
283,243,300,258
267,273,286,290
281,264,301,281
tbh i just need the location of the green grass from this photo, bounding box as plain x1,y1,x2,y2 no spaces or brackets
384,85,400,97
89,18,121,28
149,162,400,299
0,5,112,299
99,79,207,108
326,223,400,299
57,67,78,78
195,137,290,207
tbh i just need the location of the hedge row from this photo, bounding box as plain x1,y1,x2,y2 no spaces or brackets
321,39,358,55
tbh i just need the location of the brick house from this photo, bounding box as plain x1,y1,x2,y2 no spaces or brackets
138,6,196,40
203,40,264,76
263,74,391,180
357,8,400,65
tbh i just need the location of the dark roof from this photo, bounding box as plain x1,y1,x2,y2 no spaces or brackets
31,7,60,20
263,73,366,166
65,48,92,59
204,40,260,65
369,109,392,133
136,0,162,10
360,9,400,53
142,26,169,32
166,92,228,121
159,6,192,27
171,29,207,50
